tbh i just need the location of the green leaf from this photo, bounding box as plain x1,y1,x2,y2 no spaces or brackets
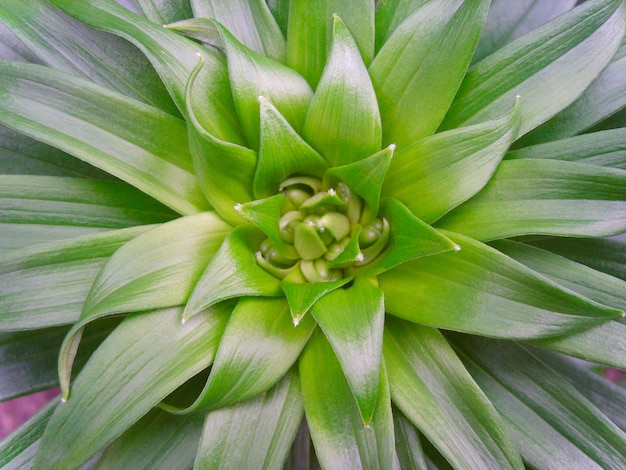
194,370,303,470
0,226,149,330
135,0,192,24
216,21,313,150
531,349,626,432
383,102,520,223
528,236,626,281
0,126,109,179
49,0,232,121
473,0,577,63
0,61,209,215
183,225,282,321
299,328,395,470
281,275,353,325
254,97,328,199
451,335,626,469
190,0,286,62
441,0,626,137
374,0,428,52
163,17,223,47
303,16,381,167
379,231,622,340
370,0,488,147
34,305,230,470
287,0,374,88
174,298,314,412
0,397,58,469
0,175,176,252
392,406,428,470
384,318,523,470
95,407,204,470
310,278,385,425
184,57,255,226
520,39,626,144
0,21,40,63
265,0,289,36
505,128,626,170
238,194,294,258
0,0,179,116
357,198,459,277
436,160,626,241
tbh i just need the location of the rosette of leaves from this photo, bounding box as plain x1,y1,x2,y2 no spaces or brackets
1,0,626,468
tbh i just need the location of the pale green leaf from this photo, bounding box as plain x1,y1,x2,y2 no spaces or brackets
175,298,314,413
194,370,303,470
265,0,289,36
183,225,282,320
383,102,520,223
379,231,622,340
505,128,626,170
473,0,577,63
0,175,176,252
0,61,209,215
163,18,222,47
190,0,285,61
452,335,626,470
95,408,204,470
135,0,192,24
392,406,428,470
0,226,149,330
34,305,230,470
303,16,381,167
281,275,352,325
384,318,523,470
0,21,40,63
299,329,395,470
442,0,626,137
287,0,374,88
374,0,428,52
370,0,488,147
311,278,385,425
0,0,179,116
436,160,626,241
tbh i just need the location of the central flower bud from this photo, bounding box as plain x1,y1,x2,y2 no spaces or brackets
255,176,390,283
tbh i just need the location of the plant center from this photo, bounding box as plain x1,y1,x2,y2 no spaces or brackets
256,176,390,282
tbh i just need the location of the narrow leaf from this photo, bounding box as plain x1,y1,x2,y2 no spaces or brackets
441,0,626,137
452,335,626,470
175,298,314,412
311,278,385,425
287,0,375,87
383,101,520,223
0,61,209,215
194,370,304,470
299,329,395,470
392,406,429,470
384,318,523,470
374,0,428,52
303,16,381,167
0,21,40,63
281,276,352,325
190,0,286,61
379,231,622,340
34,305,230,470
0,226,149,330
135,0,192,24
370,0,488,147
436,159,626,241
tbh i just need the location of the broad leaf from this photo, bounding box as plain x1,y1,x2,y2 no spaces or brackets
0,175,176,252
369,0,488,147
287,0,374,88
452,335,626,469
95,407,204,470
441,0,625,137
382,102,520,223
310,278,385,425
384,318,523,470
299,329,395,470
379,231,622,340
374,0,428,52
0,226,149,330
190,0,285,61
0,61,209,215
34,306,230,469
0,0,179,116
194,370,303,470
175,298,314,412
505,128,626,170
436,160,626,241
303,16,381,167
